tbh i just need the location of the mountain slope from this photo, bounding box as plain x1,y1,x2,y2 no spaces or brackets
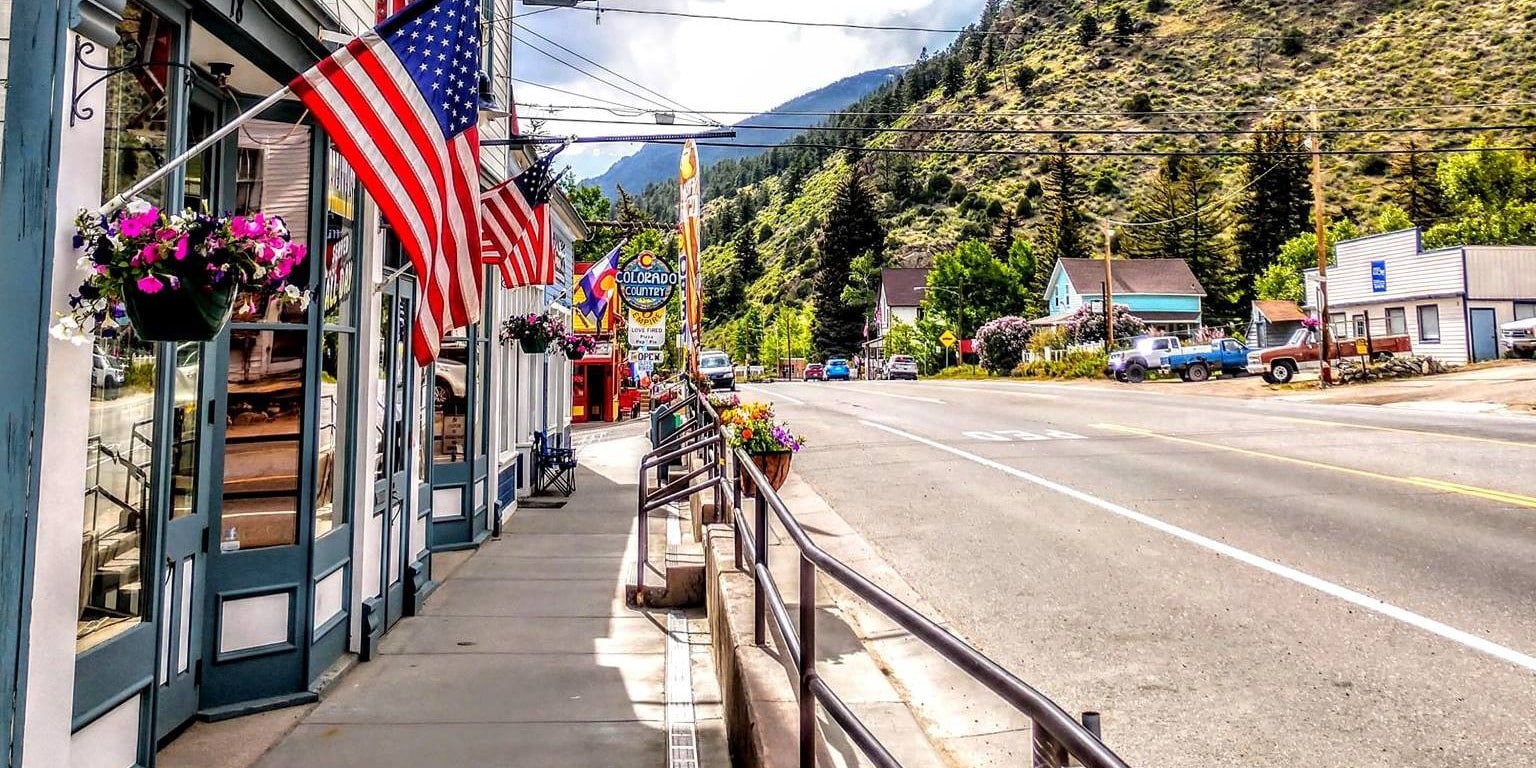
583,66,906,198
691,0,1536,341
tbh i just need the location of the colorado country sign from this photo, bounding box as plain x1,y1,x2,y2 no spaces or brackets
616,250,683,312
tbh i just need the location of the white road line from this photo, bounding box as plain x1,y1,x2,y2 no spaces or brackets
860,419,1536,675
909,383,1059,399
838,387,945,404
739,384,806,406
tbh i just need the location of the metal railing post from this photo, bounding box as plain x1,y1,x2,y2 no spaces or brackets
1033,721,1068,768
753,483,768,646
732,453,744,572
799,554,817,768
636,462,648,596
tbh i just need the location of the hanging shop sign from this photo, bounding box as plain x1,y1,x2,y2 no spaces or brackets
629,348,665,365
616,250,683,312
627,308,667,348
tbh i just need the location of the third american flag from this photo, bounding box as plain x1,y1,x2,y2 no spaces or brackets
481,149,560,288
290,0,483,365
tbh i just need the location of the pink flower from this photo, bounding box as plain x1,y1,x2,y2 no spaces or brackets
136,275,164,294
140,243,160,264
118,209,158,238
174,236,189,261
290,244,307,263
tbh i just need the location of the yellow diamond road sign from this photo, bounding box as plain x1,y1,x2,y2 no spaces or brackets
940,330,957,347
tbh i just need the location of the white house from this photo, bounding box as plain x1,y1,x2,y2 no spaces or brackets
1304,228,1536,364
864,268,929,360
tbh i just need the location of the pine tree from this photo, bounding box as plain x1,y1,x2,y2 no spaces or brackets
1038,147,1089,293
942,57,965,97
1234,121,1312,300
1077,13,1100,45
812,174,886,356
973,67,990,96
1013,64,1037,92
1124,154,1239,320
990,212,1018,260
1113,8,1135,43
1392,139,1448,227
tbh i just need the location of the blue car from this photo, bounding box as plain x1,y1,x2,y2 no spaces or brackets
825,358,851,381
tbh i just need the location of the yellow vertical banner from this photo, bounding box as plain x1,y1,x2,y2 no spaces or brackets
679,140,703,372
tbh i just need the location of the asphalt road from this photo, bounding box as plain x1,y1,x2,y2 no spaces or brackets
734,377,1536,768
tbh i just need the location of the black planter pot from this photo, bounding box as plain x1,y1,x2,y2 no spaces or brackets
518,336,550,354
123,283,236,342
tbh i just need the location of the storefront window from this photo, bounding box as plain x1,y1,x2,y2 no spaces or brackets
316,333,349,538
222,330,307,550
80,335,157,652
101,2,173,205
323,144,357,325
231,120,313,324
80,0,174,654
171,344,201,520
434,339,469,463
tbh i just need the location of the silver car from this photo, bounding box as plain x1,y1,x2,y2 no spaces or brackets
699,350,735,391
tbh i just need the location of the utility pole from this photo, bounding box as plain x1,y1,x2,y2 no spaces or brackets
1103,224,1116,352
1310,107,1332,388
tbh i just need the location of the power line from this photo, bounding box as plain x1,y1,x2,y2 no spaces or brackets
626,139,1536,158
511,22,723,127
523,4,1528,43
513,79,659,113
519,113,1536,138
512,32,688,118
517,99,1536,120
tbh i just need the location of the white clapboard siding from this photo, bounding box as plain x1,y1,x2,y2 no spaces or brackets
1464,246,1536,300
1329,230,1464,306
0,0,11,174
244,121,312,244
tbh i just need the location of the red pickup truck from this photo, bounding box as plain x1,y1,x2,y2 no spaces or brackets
1245,328,1413,384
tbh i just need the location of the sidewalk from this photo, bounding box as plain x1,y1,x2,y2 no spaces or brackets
236,435,706,767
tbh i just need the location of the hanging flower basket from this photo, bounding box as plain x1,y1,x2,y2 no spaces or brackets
123,281,235,342
556,333,599,359
52,204,309,345
717,400,804,497
740,449,793,496
502,312,567,354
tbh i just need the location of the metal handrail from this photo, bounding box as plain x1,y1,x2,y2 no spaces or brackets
635,384,1133,768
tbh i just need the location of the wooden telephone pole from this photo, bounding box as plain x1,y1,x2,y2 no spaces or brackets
1310,108,1332,387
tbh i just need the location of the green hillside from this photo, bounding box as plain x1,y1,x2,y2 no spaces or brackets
638,0,1536,356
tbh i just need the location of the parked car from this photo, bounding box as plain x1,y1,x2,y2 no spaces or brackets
1107,336,1184,383
1501,317,1536,357
1245,327,1414,384
699,350,735,391
804,363,826,381
1163,338,1252,382
886,355,918,380
92,354,123,389
825,358,851,381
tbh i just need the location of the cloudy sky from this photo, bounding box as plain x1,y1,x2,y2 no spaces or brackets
510,0,987,180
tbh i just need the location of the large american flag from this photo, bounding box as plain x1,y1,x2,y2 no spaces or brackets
291,0,483,365
481,150,559,287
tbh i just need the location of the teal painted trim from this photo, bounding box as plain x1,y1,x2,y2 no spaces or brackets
0,0,73,757
71,675,154,733
1118,294,1203,313
197,691,318,722
431,528,491,553
210,584,300,664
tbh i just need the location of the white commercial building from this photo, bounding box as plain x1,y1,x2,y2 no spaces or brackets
1305,228,1536,364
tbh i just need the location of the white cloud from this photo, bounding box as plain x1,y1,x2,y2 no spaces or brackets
512,0,985,180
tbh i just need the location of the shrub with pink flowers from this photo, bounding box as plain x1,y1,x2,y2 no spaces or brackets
53,203,308,342
556,333,599,358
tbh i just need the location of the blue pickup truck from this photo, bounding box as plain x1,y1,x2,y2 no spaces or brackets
1162,338,1251,382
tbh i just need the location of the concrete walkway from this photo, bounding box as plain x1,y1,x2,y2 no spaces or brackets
248,435,704,768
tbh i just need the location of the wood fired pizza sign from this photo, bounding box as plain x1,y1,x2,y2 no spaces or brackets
616,250,682,313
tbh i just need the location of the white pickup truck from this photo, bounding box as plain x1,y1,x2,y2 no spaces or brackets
1106,336,1183,383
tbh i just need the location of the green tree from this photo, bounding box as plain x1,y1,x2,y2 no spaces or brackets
1113,8,1135,44
1392,139,1447,227
1254,219,1360,303
812,173,886,356
942,57,965,97
734,307,765,365
1373,203,1414,234
972,67,990,96
839,252,885,324
1007,238,1040,316
1422,136,1536,248
1234,121,1312,301
882,319,926,358
1077,13,1101,45
923,239,1031,337
563,182,620,262
1122,154,1239,320
1013,64,1037,93
1038,147,1089,292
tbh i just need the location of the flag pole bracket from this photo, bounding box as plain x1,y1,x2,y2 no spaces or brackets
70,36,204,127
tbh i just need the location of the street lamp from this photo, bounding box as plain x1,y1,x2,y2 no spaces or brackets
915,285,966,368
